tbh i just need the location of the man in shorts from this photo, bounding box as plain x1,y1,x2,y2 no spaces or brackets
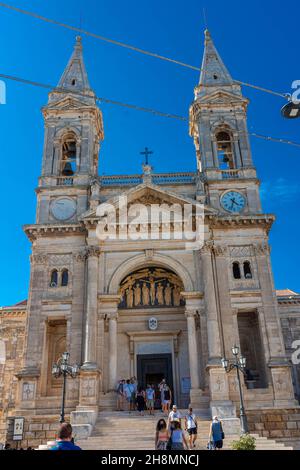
146,384,155,415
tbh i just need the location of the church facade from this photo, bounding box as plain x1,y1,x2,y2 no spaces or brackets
1,31,300,444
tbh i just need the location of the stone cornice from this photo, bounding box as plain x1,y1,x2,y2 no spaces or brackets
23,223,87,241
206,214,275,233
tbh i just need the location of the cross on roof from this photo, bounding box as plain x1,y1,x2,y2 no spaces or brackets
140,147,153,165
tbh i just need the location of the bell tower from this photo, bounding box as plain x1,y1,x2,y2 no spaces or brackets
37,36,104,224
190,30,261,215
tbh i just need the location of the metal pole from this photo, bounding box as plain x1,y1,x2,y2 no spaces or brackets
235,362,249,434
60,370,67,424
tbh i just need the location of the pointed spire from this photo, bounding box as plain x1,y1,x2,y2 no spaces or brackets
199,30,240,95
57,36,93,94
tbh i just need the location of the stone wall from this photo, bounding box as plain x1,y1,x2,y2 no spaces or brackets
247,408,300,439
5,415,68,449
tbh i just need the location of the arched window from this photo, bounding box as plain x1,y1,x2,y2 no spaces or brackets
61,136,77,176
216,131,235,170
232,262,241,279
61,269,69,287
50,270,58,287
243,261,252,279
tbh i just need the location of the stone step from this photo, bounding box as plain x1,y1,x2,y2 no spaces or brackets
77,411,293,451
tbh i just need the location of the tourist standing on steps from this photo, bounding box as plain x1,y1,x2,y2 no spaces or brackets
170,420,188,450
161,384,172,415
158,378,166,411
208,416,224,450
116,379,125,411
136,386,146,416
146,384,155,415
155,419,169,450
185,406,198,449
129,378,137,412
123,379,132,412
167,404,181,432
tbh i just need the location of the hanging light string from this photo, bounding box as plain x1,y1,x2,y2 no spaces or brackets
1,72,299,149
0,2,289,100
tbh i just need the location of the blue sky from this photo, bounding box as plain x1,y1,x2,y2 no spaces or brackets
0,0,300,305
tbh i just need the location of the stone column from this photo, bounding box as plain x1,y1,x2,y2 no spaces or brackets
200,243,222,362
108,313,118,391
254,242,297,407
185,310,200,390
182,292,206,409
82,246,100,370
99,295,121,392
200,244,236,419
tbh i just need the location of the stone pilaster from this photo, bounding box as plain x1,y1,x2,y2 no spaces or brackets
98,295,121,392
82,246,100,370
182,292,206,409
200,243,236,418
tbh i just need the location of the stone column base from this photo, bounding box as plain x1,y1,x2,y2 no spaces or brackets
71,409,98,440
210,400,236,418
78,368,101,409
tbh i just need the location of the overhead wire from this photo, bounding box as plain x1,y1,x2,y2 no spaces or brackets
1,72,299,149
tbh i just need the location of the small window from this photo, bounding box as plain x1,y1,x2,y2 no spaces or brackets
50,270,58,287
216,131,235,170
71,79,76,86
243,261,252,279
232,262,241,279
61,269,69,287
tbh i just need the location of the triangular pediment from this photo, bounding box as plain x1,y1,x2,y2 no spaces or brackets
81,182,217,220
197,90,248,106
44,95,92,111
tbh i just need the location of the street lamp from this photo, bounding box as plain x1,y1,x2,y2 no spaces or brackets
221,345,249,434
52,352,79,423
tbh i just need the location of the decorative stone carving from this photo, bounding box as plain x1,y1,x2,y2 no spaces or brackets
73,250,88,262
86,246,101,258
254,242,270,255
119,267,184,308
229,245,253,257
82,377,96,398
30,254,48,265
48,254,72,266
22,382,35,401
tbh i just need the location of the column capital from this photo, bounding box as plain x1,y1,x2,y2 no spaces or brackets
86,246,101,258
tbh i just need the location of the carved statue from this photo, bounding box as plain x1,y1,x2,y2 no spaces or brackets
173,285,181,306
156,282,164,305
126,288,133,308
133,283,141,306
142,282,150,305
164,283,172,306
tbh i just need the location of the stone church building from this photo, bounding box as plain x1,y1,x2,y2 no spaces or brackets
1,31,300,446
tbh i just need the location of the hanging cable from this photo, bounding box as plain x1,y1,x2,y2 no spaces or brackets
0,2,290,100
1,72,299,149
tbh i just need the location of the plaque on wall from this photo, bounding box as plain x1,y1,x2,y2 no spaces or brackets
148,317,158,331
13,417,24,441
181,377,191,394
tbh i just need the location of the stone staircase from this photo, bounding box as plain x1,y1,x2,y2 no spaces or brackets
76,411,293,450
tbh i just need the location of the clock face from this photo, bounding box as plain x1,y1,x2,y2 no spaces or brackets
220,191,246,213
51,198,76,221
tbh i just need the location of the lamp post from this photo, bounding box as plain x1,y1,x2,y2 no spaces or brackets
52,352,79,423
221,345,249,434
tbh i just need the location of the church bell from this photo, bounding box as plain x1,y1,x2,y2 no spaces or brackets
62,162,74,176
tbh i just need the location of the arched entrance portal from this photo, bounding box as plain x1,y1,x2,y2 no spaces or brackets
117,266,187,408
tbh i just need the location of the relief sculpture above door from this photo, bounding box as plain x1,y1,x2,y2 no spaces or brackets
118,267,185,309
